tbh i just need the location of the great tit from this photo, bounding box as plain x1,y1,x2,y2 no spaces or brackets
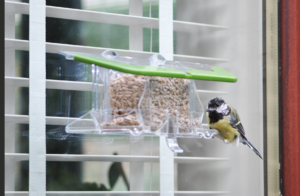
206,97,263,159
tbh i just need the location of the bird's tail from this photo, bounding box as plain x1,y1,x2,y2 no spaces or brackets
243,139,263,160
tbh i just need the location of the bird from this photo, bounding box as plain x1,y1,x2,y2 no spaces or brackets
206,97,263,159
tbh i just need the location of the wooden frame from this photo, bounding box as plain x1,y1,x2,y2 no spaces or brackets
280,0,300,195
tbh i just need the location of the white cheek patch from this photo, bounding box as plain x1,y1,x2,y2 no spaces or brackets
216,103,228,114
216,103,230,115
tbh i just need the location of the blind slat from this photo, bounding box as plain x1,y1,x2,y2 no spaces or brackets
5,38,229,64
5,114,211,128
5,191,230,196
5,1,228,33
5,153,229,163
5,77,229,95
5,115,87,125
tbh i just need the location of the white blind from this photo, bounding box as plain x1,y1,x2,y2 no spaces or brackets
5,0,264,196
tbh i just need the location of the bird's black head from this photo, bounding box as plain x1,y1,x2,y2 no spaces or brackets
207,97,226,111
206,98,230,123
206,97,230,115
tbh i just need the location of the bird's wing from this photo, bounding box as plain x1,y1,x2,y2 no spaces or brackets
228,105,246,137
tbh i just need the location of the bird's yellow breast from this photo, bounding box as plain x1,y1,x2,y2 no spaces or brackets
207,113,240,143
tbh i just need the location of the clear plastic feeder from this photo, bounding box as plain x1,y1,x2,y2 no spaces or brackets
62,50,219,153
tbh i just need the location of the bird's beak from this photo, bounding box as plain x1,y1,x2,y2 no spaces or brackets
206,108,214,112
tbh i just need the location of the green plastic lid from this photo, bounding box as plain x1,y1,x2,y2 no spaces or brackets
67,53,237,82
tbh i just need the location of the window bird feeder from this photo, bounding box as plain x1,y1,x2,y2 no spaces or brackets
59,50,237,153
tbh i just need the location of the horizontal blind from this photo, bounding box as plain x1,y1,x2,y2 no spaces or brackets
5,0,264,196
5,1,230,195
